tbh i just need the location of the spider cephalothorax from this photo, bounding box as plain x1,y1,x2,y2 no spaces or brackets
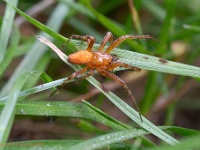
51,32,158,121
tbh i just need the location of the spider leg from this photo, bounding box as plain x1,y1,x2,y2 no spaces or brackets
50,67,88,97
97,69,143,121
68,34,95,52
98,32,113,52
76,69,94,81
105,35,159,53
107,62,141,72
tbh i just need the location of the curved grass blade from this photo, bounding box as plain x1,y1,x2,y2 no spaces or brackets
0,71,36,143
65,0,149,53
183,24,200,32
0,0,18,63
0,25,20,78
3,0,65,42
149,134,200,150
68,128,148,150
0,1,70,97
114,48,200,79
163,126,200,136
3,140,132,150
0,101,130,130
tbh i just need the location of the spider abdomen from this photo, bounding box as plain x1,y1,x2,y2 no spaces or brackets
67,50,93,64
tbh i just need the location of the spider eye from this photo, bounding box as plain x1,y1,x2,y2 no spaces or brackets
67,50,93,64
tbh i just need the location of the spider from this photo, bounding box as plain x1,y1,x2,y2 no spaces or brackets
51,32,158,121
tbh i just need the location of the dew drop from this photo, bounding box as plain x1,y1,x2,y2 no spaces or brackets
47,103,51,106
20,109,25,114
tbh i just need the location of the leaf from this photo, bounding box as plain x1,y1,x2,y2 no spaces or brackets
149,134,200,150
0,1,70,97
0,0,18,63
0,71,38,143
68,128,148,150
0,101,129,130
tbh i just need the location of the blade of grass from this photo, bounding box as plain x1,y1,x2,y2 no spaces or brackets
140,72,159,114
0,72,34,143
0,0,18,63
183,24,200,32
0,101,130,130
159,0,177,44
141,0,183,115
22,71,52,91
3,140,132,150
68,128,148,150
68,18,103,42
0,1,69,97
88,77,179,144
149,134,200,150
0,25,20,78
97,0,126,14
128,0,143,35
82,100,131,129
65,0,149,54
142,0,165,21
3,0,66,42
113,48,200,79
164,126,200,136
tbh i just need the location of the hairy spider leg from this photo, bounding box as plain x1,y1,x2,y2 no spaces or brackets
105,35,159,53
97,69,143,121
75,69,94,81
107,62,141,72
50,67,88,97
98,32,113,52
69,34,95,52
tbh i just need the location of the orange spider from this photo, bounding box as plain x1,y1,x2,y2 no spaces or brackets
51,32,158,121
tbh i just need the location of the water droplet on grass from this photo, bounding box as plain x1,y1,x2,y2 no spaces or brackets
47,103,51,106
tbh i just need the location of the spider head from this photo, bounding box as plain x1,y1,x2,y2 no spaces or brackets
67,50,93,64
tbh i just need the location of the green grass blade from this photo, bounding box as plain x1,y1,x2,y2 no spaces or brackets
68,18,103,42
83,100,131,129
143,0,165,21
68,128,148,150
0,2,69,97
4,140,80,150
114,48,200,78
3,0,63,41
150,134,200,150
3,140,132,150
140,72,159,114
0,25,20,77
165,126,200,136
66,0,149,53
183,24,200,32
159,0,177,43
0,72,34,143
0,101,129,130
87,77,179,144
0,0,18,63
